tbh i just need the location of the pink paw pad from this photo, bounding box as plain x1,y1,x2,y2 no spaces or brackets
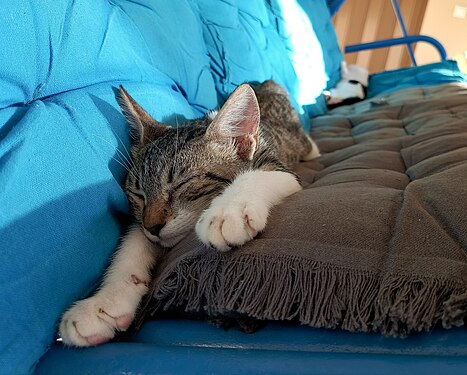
86,335,110,346
116,314,134,330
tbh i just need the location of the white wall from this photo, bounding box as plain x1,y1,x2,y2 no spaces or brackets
415,0,467,72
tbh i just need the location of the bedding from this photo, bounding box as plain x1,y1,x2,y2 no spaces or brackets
142,83,467,337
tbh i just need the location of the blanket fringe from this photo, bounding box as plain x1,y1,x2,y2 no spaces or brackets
443,291,467,328
148,253,466,337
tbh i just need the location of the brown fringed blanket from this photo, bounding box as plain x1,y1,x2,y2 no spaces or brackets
142,83,467,337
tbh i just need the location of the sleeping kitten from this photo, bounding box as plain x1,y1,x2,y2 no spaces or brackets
59,80,320,346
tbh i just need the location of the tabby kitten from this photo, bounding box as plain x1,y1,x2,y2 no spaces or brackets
59,80,320,346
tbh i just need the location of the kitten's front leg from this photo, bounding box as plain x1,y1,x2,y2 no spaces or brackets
196,170,301,251
59,226,159,347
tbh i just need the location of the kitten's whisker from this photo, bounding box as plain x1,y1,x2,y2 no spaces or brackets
148,136,162,149
115,148,136,172
92,133,138,181
112,146,135,171
170,92,180,178
111,156,138,181
93,133,137,171
108,127,136,169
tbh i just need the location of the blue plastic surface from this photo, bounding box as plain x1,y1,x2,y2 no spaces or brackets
34,320,467,375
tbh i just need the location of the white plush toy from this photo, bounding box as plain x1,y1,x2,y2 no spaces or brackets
324,62,369,107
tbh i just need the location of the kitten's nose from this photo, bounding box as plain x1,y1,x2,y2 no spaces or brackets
143,202,171,237
145,223,165,237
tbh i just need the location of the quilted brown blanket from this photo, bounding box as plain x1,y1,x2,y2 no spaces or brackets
143,83,467,337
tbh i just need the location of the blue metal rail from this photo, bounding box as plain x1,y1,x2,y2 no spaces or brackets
345,35,447,62
344,0,448,64
390,0,417,65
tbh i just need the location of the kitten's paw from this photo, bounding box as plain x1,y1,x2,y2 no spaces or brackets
59,294,138,347
59,276,148,347
196,198,268,252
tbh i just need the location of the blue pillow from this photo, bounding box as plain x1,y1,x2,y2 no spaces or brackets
0,81,201,374
0,86,129,374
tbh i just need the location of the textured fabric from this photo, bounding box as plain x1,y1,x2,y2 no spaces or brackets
0,0,340,373
0,0,217,112
145,83,467,337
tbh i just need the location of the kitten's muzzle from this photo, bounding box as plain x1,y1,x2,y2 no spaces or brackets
144,223,165,237
142,201,172,237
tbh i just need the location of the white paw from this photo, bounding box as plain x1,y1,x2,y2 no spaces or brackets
196,196,268,252
59,276,148,347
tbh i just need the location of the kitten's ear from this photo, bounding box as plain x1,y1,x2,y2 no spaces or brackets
117,85,169,145
206,84,260,161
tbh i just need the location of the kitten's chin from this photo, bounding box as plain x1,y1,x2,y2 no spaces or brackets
142,229,159,244
142,228,188,248
158,233,188,248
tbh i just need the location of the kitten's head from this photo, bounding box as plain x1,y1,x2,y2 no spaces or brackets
117,84,260,247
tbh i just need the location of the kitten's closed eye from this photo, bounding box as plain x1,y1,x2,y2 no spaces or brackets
204,172,232,185
183,173,232,201
184,183,223,202
128,189,146,205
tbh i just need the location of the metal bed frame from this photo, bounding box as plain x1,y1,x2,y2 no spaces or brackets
329,0,447,63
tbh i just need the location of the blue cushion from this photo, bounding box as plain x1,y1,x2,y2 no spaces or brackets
368,60,466,98
0,0,218,112
198,0,299,98
298,0,342,90
0,0,342,373
198,0,343,128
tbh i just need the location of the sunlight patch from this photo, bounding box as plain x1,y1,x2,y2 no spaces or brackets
278,0,328,106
